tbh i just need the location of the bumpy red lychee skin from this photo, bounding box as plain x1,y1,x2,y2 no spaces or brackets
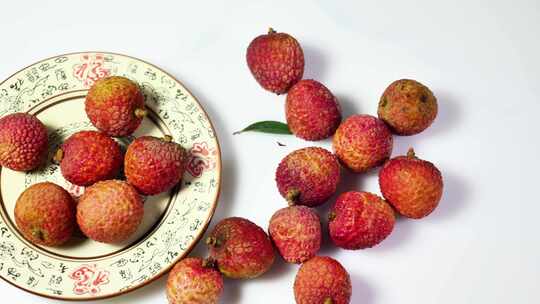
15,182,76,246
207,217,275,279
294,256,352,304
378,79,437,135
56,131,123,186
166,257,224,304
125,135,187,195
85,76,146,137
269,206,321,264
329,191,395,250
0,113,48,171
276,147,340,207
333,114,393,173
246,28,304,94
77,180,143,243
379,149,443,219
286,80,342,141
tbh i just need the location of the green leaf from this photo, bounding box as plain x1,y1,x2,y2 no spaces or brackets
233,121,292,135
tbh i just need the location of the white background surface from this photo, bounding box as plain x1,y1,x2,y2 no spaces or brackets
1,0,539,303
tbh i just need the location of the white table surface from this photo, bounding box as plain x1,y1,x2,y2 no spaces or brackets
1,0,539,303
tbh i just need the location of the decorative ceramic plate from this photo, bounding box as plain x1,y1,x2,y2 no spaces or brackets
0,52,221,300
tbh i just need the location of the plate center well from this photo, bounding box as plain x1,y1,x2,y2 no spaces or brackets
0,92,172,259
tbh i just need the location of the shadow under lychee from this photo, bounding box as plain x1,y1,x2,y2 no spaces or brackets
302,43,328,82
349,273,376,304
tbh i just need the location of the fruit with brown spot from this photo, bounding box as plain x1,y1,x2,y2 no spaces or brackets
15,182,76,246
166,257,223,304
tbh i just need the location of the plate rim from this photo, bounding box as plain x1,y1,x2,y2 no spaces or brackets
0,51,222,301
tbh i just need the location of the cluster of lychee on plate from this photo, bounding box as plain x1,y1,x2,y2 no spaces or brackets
165,28,445,304
0,76,187,246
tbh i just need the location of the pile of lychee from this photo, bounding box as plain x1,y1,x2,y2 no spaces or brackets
164,28,444,304
0,76,188,247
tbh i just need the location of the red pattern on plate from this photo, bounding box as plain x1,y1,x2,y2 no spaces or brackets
186,142,218,177
73,54,110,88
69,264,110,295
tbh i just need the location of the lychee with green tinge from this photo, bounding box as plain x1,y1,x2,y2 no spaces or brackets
246,28,304,94
77,180,143,243
379,148,443,219
206,217,275,279
329,191,395,250
276,147,340,207
55,130,123,186
269,206,321,264
294,256,352,304
15,182,76,246
378,79,437,135
0,113,48,171
125,135,187,195
166,257,224,304
85,76,146,137
333,114,393,173
286,79,342,141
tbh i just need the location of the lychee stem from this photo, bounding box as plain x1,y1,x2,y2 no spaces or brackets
53,149,64,164
328,212,336,221
286,189,300,206
162,135,173,142
268,27,276,34
134,108,148,118
202,258,217,269
407,148,417,158
324,298,333,304
206,236,221,247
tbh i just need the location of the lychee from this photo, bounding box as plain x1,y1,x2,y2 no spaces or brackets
379,148,443,219
286,79,342,141
124,135,187,195
54,130,123,186
378,79,437,135
333,114,393,173
294,256,352,304
246,28,304,94
206,217,275,279
85,76,146,137
268,206,321,264
329,191,395,250
0,113,48,171
15,182,76,246
276,147,340,207
77,180,143,243
166,257,224,304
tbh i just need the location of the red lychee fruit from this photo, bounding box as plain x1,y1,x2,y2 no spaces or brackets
54,130,123,186
15,182,76,246
85,76,146,137
294,256,352,304
333,114,393,173
276,147,340,207
378,79,438,135
268,206,321,264
124,135,187,195
379,148,443,219
206,217,275,279
246,28,304,94
286,79,342,141
166,257,224,304
0,113,48,171
77,180,143,243
329,191,395,250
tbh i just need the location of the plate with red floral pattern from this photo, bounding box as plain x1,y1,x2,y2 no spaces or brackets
0,52,221,300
